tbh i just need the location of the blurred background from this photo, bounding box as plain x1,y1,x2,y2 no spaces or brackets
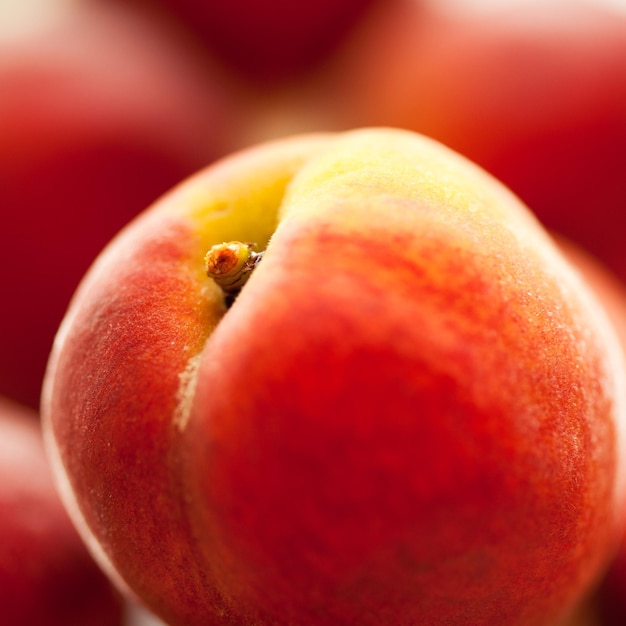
0,0,625,624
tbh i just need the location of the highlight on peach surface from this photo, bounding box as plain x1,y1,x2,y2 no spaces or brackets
0,396,123,626
42,127,626,626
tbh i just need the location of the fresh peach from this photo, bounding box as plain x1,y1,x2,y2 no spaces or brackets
0,0,231,408
120,0,381,83
0,396,123,625
43,128,626,625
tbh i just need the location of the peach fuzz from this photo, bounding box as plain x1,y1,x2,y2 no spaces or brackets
43,128,626,626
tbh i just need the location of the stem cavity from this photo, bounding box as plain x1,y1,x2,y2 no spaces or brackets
204,241,264,303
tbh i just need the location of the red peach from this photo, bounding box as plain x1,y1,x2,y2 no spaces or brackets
0,0,231,408
557,237,626,626
43,128,626,625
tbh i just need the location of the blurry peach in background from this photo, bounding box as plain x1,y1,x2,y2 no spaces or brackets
0,0,232,409
0,396,123,625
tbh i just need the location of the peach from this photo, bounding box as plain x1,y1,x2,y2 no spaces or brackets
43,128,626,625
598,517,626,625
556,239,626,626
0,0,231,408
121,0,381,83
0,396,123,625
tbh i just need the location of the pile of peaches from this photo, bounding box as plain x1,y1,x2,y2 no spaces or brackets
2,0,626,624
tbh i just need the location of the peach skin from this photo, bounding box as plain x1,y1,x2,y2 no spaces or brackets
43,128,626,626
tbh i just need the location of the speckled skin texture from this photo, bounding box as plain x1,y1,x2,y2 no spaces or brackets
43,129,626,626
